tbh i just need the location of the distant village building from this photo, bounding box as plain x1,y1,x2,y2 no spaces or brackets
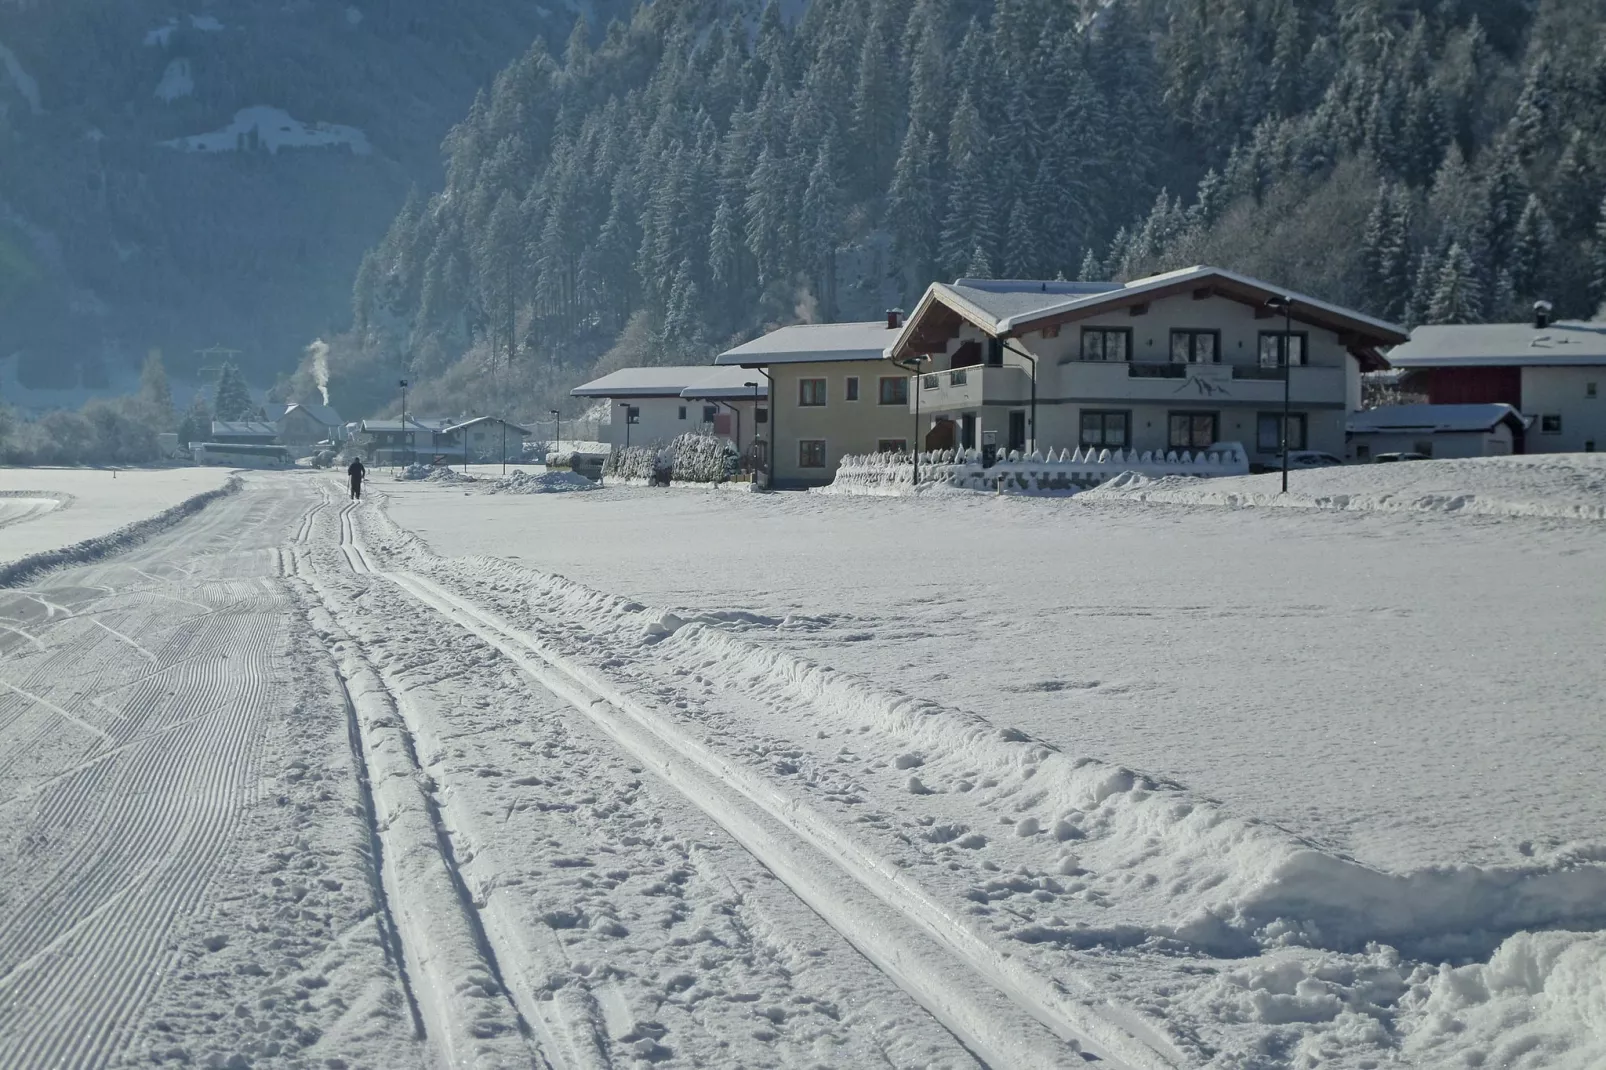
209,420,280,446
1347,404,1530,460
571,366,767,457
1384,308,1605,454
278,402,343,455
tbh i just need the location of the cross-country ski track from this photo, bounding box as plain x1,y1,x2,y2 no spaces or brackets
1,472,1185,1068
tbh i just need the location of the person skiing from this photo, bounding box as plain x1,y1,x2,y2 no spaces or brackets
347,457,366,501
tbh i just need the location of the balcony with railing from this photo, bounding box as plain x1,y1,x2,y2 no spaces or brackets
912,364,1032,411
1057,359,1345,404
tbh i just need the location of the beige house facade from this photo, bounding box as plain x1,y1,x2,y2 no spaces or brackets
716,320,909,487
888,267,1407,468
571,365,767,454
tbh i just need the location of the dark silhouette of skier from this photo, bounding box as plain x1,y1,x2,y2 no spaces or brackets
347,458,366,501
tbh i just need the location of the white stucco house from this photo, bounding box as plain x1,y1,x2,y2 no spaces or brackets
570,365,767,453
1346,403,1530,460
1384,311,1605,454
884,267,1408,470
713,315,912,488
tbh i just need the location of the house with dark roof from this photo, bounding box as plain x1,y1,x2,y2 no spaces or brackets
210,420,281,446
885,267,1408,468
279,402,344,454
1383,308,1605,454
1346,404,1531,460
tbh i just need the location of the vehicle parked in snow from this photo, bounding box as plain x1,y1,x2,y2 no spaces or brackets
1285,451,1346,468
1374,451,1430,463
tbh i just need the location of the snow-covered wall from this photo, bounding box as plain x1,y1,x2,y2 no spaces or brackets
820,444,1251,497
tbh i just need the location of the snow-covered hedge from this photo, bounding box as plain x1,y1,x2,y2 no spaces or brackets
605,433,739,485
820,443,1251,496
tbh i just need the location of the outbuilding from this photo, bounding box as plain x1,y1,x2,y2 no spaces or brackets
1346,404,1530,460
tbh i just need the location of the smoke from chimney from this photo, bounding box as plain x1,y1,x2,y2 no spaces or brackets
306,338,330,405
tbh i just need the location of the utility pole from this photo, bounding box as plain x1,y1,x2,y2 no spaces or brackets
1264,295,1294,493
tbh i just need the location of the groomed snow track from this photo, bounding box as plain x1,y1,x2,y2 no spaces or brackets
325,485,1176,1070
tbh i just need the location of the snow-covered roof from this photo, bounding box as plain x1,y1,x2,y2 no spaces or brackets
891,266,1407,361
944,279,1122,323
283,401,341,427
210,420,279,437
1384,322,1606,368
360,417,453,433
571,366,723,398
715,322,904,366
442,416,532,435
1346,404,1530,434
679,365,769,400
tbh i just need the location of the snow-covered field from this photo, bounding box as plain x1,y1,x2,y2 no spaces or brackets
0,467,233,569
0,458,1601,1069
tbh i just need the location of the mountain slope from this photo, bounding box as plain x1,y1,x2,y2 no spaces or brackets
333,0,1606,426
0,0,627,391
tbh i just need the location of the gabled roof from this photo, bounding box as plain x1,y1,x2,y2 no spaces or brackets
715,321,904,366
679,365,768,400
360,417,451,433
442,415,532,435
571,365,721,398
1347,403,1530,434
283,401,341,426
890,266,1408,362
211,420,279,437
1384,321,1606,367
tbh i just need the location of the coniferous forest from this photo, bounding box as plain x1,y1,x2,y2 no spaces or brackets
321,0,1606,423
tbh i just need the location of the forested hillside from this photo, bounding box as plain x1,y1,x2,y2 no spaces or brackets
334,0,1606,425
0,0,626,392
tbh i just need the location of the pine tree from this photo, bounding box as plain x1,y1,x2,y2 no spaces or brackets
176,394,212,448
940,91,993,279
887,127,939,285
1427,242,1485,325
213,361,253,422
744,144,795,285
1592,194,1606,310
1510,194,1555,299
1361,182,1413,321
800,139,844,317
138,351,174,431
1078,248,1103,282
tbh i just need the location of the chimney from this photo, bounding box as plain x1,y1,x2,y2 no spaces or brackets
886,308,904,330
1534,299,1553,330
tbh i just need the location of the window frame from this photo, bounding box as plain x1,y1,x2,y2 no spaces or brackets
1539,413,1563,435
1586,381,1598,399
878,376,909,406
798,439,827,469
1257,330,1309,368
845,376,860,402
625,406,641,425
1167,410,1220,450
678,405,687,420
702,404,718,424
1078,409,1131,449
1169,329,1222,364
877,438,909,454
1256,412,1307,452
798,378,827,407
1079,327,1133,363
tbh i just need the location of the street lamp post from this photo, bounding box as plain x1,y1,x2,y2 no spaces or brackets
620,402,632,448
398,379,409,468
550,409,561,467
1264,295,1294,494
745,381,759,478
893,355,929,487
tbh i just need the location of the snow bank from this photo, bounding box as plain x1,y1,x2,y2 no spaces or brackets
819,444,1250,497
1400,930,1606,1069
0,493,66,530
0,475,240,587
483,470,597,494
399,464,475,483
162,106,372,156
1082,454,1606,521
434,555,1606,963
